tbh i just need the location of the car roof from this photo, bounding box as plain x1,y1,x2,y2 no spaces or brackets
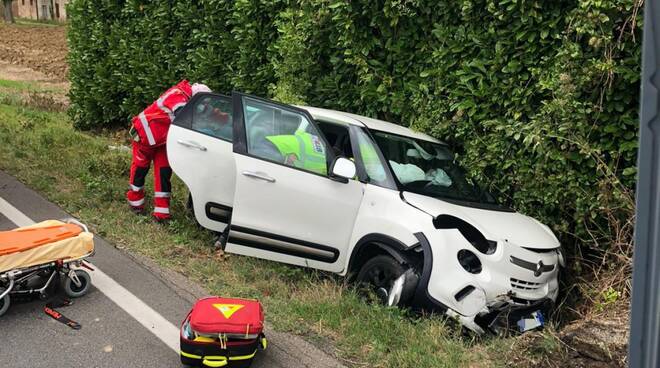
298,105,443,144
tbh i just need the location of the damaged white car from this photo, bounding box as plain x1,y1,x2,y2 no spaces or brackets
167,92,563,333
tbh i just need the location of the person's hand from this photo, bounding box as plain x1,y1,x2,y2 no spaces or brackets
211,108,229,124
285,153,298,166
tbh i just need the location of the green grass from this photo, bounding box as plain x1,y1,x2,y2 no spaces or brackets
0,83,67,112
0,79,66,93
14,18,65,27
0,79,35,90
0,80,564,368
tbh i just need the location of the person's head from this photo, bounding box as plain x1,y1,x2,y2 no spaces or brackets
192,83,212,96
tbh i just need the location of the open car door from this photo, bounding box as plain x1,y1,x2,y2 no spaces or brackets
225,93,364,273
167,93,235,232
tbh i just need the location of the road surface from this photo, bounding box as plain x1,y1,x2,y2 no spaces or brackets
0,170,345,368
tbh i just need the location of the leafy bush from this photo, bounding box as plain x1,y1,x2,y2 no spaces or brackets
68,0,642,302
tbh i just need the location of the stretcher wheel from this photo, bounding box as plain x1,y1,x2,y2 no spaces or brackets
64,270,91,298
0,288,10,317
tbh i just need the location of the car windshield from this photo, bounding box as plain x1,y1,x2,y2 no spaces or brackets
372,131,500,206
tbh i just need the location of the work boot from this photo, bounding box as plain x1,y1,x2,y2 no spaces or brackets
153,213,171,224
127,187,146,216
214,225,230,250
213,238,230,260
129,205,145,215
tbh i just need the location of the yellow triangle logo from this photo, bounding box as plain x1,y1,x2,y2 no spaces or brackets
212,303,244,319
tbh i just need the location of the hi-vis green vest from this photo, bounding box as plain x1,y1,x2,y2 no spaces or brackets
266,131,327,175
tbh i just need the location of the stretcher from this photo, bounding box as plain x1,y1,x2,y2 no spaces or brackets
0,219,95,317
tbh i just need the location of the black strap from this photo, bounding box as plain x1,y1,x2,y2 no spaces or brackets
44,298,81,330
42,270,81,330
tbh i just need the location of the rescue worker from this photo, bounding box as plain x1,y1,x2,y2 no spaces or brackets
264,130,328,175
127,80,211,222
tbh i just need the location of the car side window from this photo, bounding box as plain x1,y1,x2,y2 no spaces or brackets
355,129,395,188
191,95,233,141
242,97,328,176
316,121,355,160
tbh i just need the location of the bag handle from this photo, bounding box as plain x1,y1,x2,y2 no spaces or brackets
202,357,228,367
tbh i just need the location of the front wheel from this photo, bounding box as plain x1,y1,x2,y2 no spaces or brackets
187,192,194,214
356,255,408,306
0,288,10,317
64,269,92,298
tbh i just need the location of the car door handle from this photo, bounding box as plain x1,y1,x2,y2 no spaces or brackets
242,171,276,183
177,140,207,151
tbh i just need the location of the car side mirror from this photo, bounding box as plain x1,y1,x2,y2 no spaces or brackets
331,157,356,182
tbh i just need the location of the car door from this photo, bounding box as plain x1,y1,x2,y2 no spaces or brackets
167,93,235,232
225,93,364,273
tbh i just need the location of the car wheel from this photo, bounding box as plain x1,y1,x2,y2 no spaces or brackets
64,269,92,298
0,288,10,317
187,192,194,214
356,255,407,306
186,192,204,228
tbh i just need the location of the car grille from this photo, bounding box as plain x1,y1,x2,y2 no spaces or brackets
510,278,543,291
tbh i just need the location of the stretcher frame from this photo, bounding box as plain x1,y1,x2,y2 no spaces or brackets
0,219,94,303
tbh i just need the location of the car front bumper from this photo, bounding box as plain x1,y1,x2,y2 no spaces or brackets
412,231,560,333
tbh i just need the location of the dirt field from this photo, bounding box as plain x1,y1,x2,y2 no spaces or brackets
0,22,68,82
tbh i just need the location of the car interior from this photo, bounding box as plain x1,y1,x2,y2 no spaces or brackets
191,95,233,140
316,121,354,160
245,104,307,147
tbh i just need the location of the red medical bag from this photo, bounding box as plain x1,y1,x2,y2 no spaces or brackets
180,297,266,367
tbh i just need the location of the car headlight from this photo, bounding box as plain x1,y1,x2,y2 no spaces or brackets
433,215,497,255
474,239,498,255
557,247,566,267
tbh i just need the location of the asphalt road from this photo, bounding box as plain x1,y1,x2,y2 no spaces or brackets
0,170,346,368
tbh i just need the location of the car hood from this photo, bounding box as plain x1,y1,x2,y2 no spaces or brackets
403,192,560,250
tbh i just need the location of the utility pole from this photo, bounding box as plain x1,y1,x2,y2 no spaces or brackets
629,0,660,367
2,0,14,23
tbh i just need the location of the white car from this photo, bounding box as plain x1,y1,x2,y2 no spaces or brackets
167,92,563,333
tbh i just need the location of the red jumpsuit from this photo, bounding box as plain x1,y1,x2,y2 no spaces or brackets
127,80,193,220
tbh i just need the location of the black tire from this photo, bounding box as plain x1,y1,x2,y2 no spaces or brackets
187,192,194,214
0,288,10,317
356,255,406,305
187,192,204,229
64,269,91,298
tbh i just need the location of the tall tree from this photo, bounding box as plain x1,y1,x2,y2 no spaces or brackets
2,0,14,23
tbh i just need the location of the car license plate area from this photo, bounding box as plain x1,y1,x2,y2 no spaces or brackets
517,310,545,332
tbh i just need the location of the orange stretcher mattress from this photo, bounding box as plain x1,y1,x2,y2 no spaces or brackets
0,220,94,273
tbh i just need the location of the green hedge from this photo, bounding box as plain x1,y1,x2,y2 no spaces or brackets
68,0,641,269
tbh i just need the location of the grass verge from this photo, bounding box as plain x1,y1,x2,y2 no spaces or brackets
0,80,565,368
14,18,65,27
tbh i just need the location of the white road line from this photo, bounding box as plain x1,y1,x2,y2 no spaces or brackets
0,196,33,227
0,196,180,353
89,268,180,352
